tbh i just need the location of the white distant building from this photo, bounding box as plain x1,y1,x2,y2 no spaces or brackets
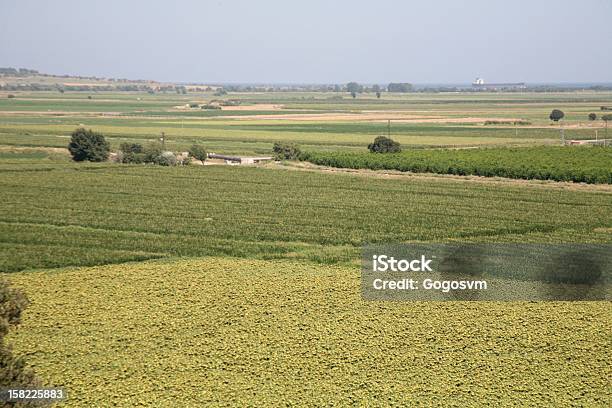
207,153,274,165
471,77,526,90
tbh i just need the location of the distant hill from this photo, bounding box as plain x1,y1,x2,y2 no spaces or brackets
0,67,201,93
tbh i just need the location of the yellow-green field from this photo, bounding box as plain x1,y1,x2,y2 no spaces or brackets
7,257,611,407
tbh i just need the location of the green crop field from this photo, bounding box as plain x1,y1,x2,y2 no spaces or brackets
301,145,612,184
1,162,611,273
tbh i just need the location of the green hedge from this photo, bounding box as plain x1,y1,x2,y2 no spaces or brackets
300,146,612,184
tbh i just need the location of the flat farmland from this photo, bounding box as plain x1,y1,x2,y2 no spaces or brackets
1,161,611,272
1,90,611,407
1,91,610,155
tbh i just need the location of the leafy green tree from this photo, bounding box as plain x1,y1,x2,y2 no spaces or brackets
549,110,566,144
214,88,227,96
119,142,144,164
142,143,163,164
588,113,597,121
188,144,208,162
273,142,301,160
346,82,363,94
351,91,357,99
376,92,381,99
68,128,110,162
0,279,42,389
368,136,401,153
120,142,143,154
387,83,413,92
549,109,565,122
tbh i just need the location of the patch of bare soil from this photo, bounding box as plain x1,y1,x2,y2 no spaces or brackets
224,111,526,123
0,111,120,116
369,116,523,124
61,82,113,87
226,112,434,121
220,104,283,111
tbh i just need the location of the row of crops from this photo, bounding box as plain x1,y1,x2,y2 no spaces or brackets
300,146,612,184
1,163,610,272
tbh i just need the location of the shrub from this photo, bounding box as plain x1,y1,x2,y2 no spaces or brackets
7,94,15,99
201,104,221,110
0,279,42,389
142,143,163,164
588,113,597,121
157,151,177,166
189,103,199,108
119,142,143,154
68,128,110,162
549,109,564,122
119,142,145,163
119,143,181,166
188,144,208,162
121,152,145,164
368,136,401,153
273,142,301,160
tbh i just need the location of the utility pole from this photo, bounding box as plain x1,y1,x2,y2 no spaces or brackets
515,121,518,138
388,120,391,138
160,132,165,150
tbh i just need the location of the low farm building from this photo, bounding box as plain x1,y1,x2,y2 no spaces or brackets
207,153,274,165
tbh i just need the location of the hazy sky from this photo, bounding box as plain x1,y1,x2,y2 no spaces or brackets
1,0,611,84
